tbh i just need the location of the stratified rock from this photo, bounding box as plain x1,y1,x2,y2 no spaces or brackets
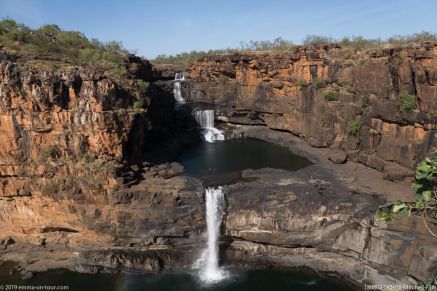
223,167,437,286
183,43,437,181
0,54,205,274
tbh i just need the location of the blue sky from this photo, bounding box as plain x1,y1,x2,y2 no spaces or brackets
0,0,436,58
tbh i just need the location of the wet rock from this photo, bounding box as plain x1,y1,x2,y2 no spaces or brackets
21,270,33,280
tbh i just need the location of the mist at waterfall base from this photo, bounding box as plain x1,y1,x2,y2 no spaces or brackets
177,138,312,185
0,261,356,291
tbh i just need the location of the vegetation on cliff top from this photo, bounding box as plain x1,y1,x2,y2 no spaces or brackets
152,32,437,65
0,18,129,79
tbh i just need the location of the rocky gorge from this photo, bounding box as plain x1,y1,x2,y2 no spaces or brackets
0,42,436,289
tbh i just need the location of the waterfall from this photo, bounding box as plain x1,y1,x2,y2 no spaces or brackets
194,110,225,143
193,187,228,283
173,72,185,105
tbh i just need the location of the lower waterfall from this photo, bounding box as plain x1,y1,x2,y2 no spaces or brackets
193,187,228,283
194,109,225,143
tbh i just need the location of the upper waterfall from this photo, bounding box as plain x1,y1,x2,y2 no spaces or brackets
173,72,185,105
194,110,225,143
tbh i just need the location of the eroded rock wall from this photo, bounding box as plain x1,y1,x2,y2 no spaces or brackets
223,168,436,285
185,44,437,182
0,55,205,272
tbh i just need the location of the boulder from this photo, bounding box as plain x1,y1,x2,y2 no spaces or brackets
328,150,347,164
383,163,414,182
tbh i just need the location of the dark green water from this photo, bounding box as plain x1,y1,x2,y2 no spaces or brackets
177,138,312,185
0,262,357,291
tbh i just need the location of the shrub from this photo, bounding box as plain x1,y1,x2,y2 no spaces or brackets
399,90,416,112
217,75,228,84
361,95,371,107
347,120,363,136
297,79,308,87
303,35,336,46
43,146,59,160
312,77,326,89
417,73,426,84
136,80,149,92
133,100,143,110
325,91,339,101
0,18,129,80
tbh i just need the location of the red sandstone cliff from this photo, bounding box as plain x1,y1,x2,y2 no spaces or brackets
185,43,437,182
0,52,204,271
0,44,436,286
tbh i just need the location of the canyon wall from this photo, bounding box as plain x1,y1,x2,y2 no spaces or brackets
0,44,435,287
185,43,437,182
0,53,204,272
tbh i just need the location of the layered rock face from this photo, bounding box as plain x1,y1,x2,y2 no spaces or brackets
223,166,436,285
1,44,435,288
185,44,437,182
0,54,205,272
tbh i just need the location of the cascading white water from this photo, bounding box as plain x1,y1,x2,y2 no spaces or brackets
194,110,225,143
193,187,228,284
173,72,185,105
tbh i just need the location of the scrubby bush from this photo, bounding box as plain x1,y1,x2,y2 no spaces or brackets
239,37,294,52
361,95,371,107
136,80,149,92
312,77,326,89
339,36,382,50
133,100,143,110
399,90,416,112
347,120,363,136
297,79,308,87
0,18,128,79
152,32,437,65
324,91,339,101
303,35,336,46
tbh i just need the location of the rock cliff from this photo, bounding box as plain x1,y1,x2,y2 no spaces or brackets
0,51,204,273
1,44,436,288
184,43,437,183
